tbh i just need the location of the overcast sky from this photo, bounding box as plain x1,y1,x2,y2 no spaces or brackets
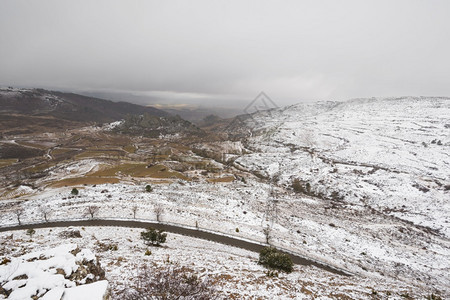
1,0,449,108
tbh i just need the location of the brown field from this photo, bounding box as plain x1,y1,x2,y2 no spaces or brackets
0,114,84,135
147,154,170,162
0,121,239,193
0,142,45,159
52,148,76,156
76,150,125,159
89,163,189,180
50,176,120,187
168,143,190,151
0,158,17,168
123,145,137,153
207,176,235,183
0,186,32,199
15,141,49,150
23,162,57,173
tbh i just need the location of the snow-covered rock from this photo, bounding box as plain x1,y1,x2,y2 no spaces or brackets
0,244,107,300
61,280,109,300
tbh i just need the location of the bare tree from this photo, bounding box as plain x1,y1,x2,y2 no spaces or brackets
263,189,279,227
261,188,280,246
154,205,164,222
301,130,316,149
263,225,271,245
14,208,24,225
85,205,99,219
39,205,51,222
132,205,138,219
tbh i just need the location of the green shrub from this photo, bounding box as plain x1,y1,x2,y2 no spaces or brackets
26,228,35,239
235,228,239,233
71,188,79,195
145,249,152,256
141,227,167,246
258,247,293,273
145,185,153,192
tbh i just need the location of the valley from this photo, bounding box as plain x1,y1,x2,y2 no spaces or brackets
0,91,449,299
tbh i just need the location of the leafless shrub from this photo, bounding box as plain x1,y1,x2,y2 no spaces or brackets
13,208,24,225
38,205,51,222
59,229,82,238
115,265,217,300
95,240,118,252
301,130,316,149
132,205,138,219
84,205,99,219
263,225,271,245
263,194,279,227
154,205,164,222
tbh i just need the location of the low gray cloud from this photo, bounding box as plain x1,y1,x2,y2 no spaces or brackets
1,0,449,107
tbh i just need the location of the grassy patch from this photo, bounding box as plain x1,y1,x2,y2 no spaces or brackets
23,162,57,173
123,145,137,153
207,176,235,183
168,143,190,151
0,158,17,168
75,150,124,159
15,141,49,150
51,177,120,187
52,148,75,156
0,186,33,199
89,163,189,180
149,154,170,162
171,156,220,171
0,142,44,159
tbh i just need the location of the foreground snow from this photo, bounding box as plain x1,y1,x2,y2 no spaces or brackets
1,226,441,299
0,179,449,298
0,243,108,300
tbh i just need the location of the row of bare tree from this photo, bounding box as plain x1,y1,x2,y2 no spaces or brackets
11,204,165,225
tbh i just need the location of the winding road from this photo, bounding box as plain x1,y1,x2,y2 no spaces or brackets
0,219,352,277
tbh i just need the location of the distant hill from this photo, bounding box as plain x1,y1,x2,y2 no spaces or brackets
110,113,205,138
0,88,168,124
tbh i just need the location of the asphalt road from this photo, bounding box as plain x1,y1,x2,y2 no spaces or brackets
0,219,351,276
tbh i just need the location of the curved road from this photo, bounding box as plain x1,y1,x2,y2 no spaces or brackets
0,219,352,277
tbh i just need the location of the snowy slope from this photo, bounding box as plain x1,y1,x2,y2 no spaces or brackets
0,227,439,299
1,179,449,297
1,96,449,298
234,96,450,236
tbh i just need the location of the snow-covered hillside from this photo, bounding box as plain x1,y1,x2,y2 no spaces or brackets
234,97,450,236
1,96,449,298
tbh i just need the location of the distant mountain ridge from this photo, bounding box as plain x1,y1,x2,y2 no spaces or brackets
0,87,168,123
